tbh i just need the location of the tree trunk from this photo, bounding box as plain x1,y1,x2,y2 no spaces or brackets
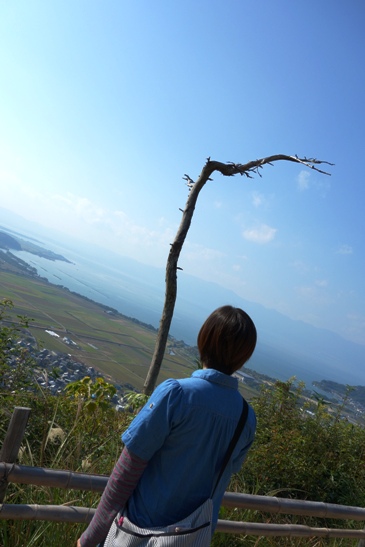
143,156,332,395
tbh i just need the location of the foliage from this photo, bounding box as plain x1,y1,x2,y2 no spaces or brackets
1,310,364,546
124,390,149,412
0,308,130,546
64,375,117,414
0,298,36,392
0,391,128,546
236,380,365,506
0,301,128,473
315,379,365,407
216,379,365,545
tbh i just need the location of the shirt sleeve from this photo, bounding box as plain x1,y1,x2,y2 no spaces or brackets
122,378,182,461
79,447,148,547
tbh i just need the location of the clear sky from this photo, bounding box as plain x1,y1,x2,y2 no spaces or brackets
1,1,364,346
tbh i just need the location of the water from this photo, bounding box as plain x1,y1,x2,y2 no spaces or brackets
10,243,365,389
12,248,166,330
8,250,326,388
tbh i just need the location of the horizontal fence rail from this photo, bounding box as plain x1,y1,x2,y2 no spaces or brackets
1,407,365,543
0,504,94,524
0,462,107,492
1,503,365,540
216,521,365,539
1,463,365,522
223,492,365,521
1,463,365,540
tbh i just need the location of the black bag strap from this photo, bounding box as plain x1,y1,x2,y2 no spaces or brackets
211,398,249,497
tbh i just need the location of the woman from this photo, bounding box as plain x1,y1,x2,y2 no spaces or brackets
77,305,257,546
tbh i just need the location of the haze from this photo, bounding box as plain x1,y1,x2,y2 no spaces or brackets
0,2,364,353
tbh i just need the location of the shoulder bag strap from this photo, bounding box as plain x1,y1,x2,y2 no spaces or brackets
211,398,249,497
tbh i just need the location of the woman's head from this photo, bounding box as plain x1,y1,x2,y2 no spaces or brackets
197,305,257,375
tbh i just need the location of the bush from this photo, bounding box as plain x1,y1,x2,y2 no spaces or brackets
1,308,364,546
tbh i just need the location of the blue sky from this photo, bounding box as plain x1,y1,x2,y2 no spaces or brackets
0,1,364,346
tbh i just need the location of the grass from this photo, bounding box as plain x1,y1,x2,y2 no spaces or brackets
1,389,363,547
0,393,128,546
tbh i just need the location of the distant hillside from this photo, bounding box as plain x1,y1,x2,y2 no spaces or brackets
0,208,364,389
0,231,21,250
0,249,39,277
314,380,365,407
0,229,72,263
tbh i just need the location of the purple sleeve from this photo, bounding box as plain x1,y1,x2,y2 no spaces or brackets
79,447,148,547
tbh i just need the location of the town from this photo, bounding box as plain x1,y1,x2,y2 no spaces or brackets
7,329,137,411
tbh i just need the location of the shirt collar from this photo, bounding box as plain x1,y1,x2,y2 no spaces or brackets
191,368,238,390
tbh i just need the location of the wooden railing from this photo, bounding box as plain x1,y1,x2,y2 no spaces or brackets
1,407,365,543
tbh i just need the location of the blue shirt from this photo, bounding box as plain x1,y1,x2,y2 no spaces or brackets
122,369,256,529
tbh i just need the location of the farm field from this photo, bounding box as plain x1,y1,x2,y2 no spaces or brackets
0,271,197,391
3,269,360,413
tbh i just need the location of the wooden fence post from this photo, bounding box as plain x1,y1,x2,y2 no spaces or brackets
0,406,31,502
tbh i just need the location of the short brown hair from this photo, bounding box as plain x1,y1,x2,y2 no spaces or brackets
197,305,257,375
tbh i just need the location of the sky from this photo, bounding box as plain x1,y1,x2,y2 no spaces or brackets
0,1,364,347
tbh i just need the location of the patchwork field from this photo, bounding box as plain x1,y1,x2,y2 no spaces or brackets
0,272,197,391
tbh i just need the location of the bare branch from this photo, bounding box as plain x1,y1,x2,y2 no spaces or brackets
183,174,195,185
210,155,333,178
143,154,333,394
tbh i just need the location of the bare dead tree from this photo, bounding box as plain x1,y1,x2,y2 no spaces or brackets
143,155,333,395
